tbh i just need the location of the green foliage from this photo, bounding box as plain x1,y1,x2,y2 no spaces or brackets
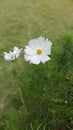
1,32,73,130
20,32,73,129
0,0,73,129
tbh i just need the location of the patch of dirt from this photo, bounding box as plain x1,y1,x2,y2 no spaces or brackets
0,88,17,117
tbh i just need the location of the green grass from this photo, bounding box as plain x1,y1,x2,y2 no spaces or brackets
0,0,73,96
0,0,73,129
0,32,73,130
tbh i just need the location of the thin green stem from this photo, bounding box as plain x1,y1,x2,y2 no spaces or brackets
18,87,25,106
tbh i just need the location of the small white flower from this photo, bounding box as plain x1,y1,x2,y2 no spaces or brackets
24,36,52,65
3,47,22,61
13,46,22,58
3,52,15,61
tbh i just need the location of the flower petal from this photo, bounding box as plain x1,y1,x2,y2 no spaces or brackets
25,54,40,65
40,55,50,63
25,46,36,55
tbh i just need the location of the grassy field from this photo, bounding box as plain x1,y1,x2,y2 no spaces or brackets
0,0,73,128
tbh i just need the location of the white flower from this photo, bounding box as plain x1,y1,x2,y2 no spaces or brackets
3,52,15,61
13,46,22,58
3,47,22,61
24,36,52,65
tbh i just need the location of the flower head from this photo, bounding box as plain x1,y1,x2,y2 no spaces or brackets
24,37,52,65
3,47,22,61
13,46,22,58
3,52,15,61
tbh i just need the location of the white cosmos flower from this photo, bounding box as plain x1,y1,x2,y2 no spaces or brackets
13,46,22,58
3,52,15,61
3,47,22,61
24,36,52,65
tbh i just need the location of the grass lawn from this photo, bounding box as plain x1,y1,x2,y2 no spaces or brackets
0,0,73,128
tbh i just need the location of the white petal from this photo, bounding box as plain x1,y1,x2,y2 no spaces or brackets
24,46,36,55
25,54,40,65
25,54,33,61
42,41,52,55
29,39,38,49
40,55,50,63
13,47,22,58
30,55,40,64
14,46,18,51
29,37,45,49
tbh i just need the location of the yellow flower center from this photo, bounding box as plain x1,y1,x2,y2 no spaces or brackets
36,49,42,55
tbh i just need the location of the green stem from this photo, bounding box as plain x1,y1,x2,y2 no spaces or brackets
18,87,25,106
